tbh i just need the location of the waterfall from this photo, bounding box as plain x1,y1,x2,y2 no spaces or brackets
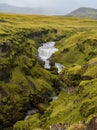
38,42,58,69
24,108,39,120
55,63,64,73
38,41,64,73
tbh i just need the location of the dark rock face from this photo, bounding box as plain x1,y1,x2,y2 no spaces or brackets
87,116,97,130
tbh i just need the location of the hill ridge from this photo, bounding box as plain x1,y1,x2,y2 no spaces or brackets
67,7,97,19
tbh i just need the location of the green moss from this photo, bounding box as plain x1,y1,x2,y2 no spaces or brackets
83,57,97,78
13,114,41,130
1,13,97,129
68,65,82,75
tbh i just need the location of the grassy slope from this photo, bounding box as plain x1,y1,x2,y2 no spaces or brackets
0,14,97,129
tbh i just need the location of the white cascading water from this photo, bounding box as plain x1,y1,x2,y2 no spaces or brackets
24,108,38,120
38,41,65,73
52,96,58,100
55,63,64,73
38,42,58,69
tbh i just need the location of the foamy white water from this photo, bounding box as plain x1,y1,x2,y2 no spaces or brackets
38,41,64,73
38,42,58,69
55,63,64,73
24,109,38,120
52,96,58,100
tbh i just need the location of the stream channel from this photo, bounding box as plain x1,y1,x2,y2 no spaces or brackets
24,41,64,120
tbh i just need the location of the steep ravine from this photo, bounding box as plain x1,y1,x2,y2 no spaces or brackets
14,31,97,130
1,28,67,130
20,41,64,125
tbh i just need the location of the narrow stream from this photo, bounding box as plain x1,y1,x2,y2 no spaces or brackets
24,41,64,120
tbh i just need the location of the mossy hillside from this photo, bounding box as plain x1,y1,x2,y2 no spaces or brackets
14,58,97,129
1,14,84,128
0,52,57,127
39,59,97,129
83,57,97,78
0,14,65,128
53,30,97,66
1,14,97,129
